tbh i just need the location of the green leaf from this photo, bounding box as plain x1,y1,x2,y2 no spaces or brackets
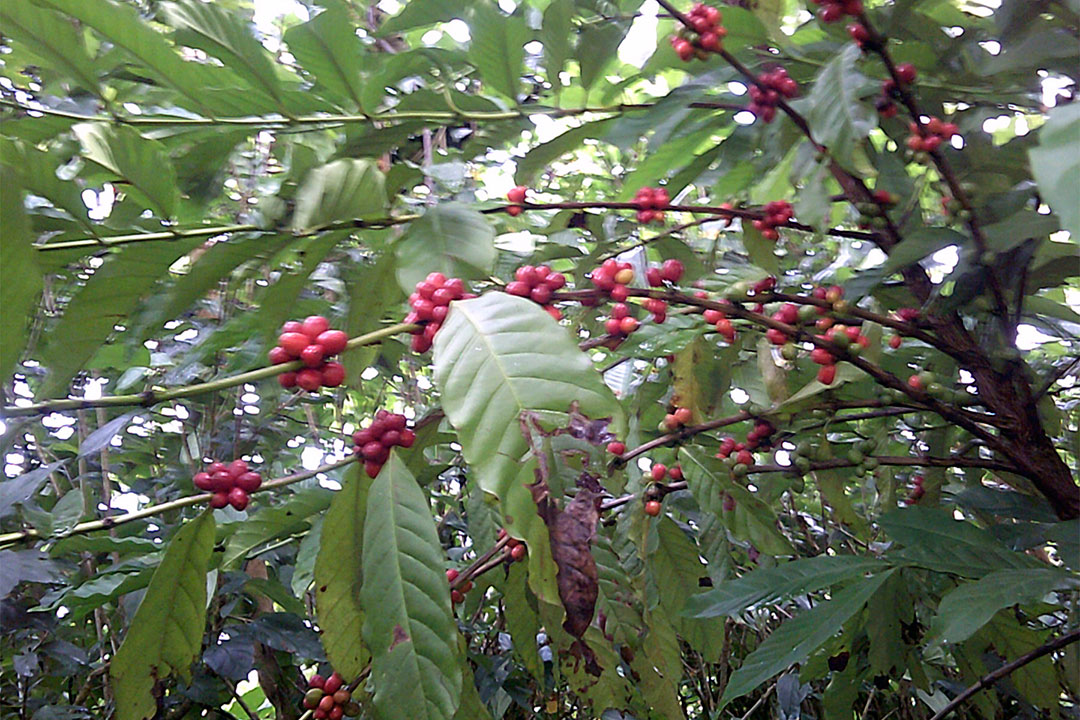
742,224,781,275
36,238,202,400
683,552,886,619
379,0,475,34
1030,103,1080,239
883,227,967,273
680,448,794,556
394,204,497,293
432,292,622,506
649,517,705,614
931,569,1078,644
719,571,893,707
161,0,286,109
503,561,542,682
314,464,371,679
74,123,179,219
345,252,403,385
222,490,330,568
284,1,366,108
0,1,100,96
880,508,1039,577
467,4,526,100
111,511,216,720
361,453,461,720
514,120,611,186
292,159,387,232
801,44,874,167
578,22,630,91
0,167,42,381
1,137,94,232
32,0,233,116
252,233,341,342
541,0,574,92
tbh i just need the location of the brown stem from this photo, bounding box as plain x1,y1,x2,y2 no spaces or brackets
927,628,1079,720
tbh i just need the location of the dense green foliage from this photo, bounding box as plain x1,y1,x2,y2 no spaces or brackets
1,1,1078,719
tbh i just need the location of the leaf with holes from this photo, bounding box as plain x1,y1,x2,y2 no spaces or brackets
74,124,179,219
314,464,371,679
111,511,215,720
361,453,461,720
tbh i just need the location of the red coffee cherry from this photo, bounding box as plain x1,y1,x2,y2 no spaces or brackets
278,332,310,358
300,344,325,368
278,372,298,388
308,674,326,690
228,487,249,511
660,259,685,283
316,330,348,355
323,672,344,695
321,362,345,387
210,492,229,509
607,441,626,456
507,186,528,204
644,500,662,516
896,63,917,83
510,544,527,561
236,472,262,493
296,368,323,392
268,346,292,365
446,568,459,583
507,205,523,216
302,315,330,340
193,472,214,491
651,464,667,482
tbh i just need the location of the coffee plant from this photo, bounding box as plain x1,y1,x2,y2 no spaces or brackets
1,1,1078,718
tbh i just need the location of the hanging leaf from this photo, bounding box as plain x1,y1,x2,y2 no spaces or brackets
0,167,42,381
284,1,367,108
1029,102,1080,239
111,511,216,720
467,4,526,100
292,159,387,232
931,568,1077,644
0,1,99,99
74,124,179,219
314,464,371,679
394,204,497,293
36,237,202,400
541,0,574,92
361,453,461,720
801,44,875,167
719,571,893,707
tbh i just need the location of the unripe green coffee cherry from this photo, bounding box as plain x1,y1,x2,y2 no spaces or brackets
795,456,812,472
831,331,851,348
847,449,865,464
926,382,946,399
917,371,936,386
781,343,799,361
722,456,736,469
796,441,813,457
790,475,806,493
799,305,819,322
864,457,879,470
732,463,749,477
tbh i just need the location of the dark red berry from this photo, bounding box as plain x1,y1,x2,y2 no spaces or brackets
316,330,348,355
302,316,330,340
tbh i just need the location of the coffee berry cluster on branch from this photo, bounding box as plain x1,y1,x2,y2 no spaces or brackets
405,273,470,353
748,69,799,124
632,186,670,225
506,264,568,320
303,672,359,719
670,3,725,61
811,0,863,23
350,411,415,478
271,316,347,391
194,459,262,511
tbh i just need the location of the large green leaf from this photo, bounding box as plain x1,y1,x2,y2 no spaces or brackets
284,0,366,108
882,227,968,273
432,292,622,502
1029,102,1080,239
1,137,94,232
719,571,893,707
502,561,542,682
30,0,225,116
379,0,475,34
111,511,216,720
683,554,886,619
345,251,403,385
394,204,497,293
879,508,1039,577
362,453,461,720
801,44,874,167
467,4,526,100
161,0,286,109
514,120,611,186
0,167,42,381
292,159,387,232
36,238,202,400
315,464,371,679
931,569,1078,644
540,0,574,92
649,517,705,614
74,124,179,219
0,0,100,96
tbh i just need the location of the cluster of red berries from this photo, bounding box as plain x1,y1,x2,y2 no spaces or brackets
643,463,683,516
811,323,870,385
872,65,917,117
351,411,415,478
506,264,567,320
717,419,776,460
506,185,528,216
670,4,725,61
498,528,527,562
605,303,640,338
703,306,736,343
271,317,347,392
405,273,469,353
589,259,635,302
747,68,798,123
847,22,874,49
764,302,802,346
662,407,694,432
751,200,793,241
811,0,863,23
645,258,685,287
194,459,262,511
906,117,959,153
445,568,474,605
905,475,925,505
303,672,358,719
632,186,670,225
